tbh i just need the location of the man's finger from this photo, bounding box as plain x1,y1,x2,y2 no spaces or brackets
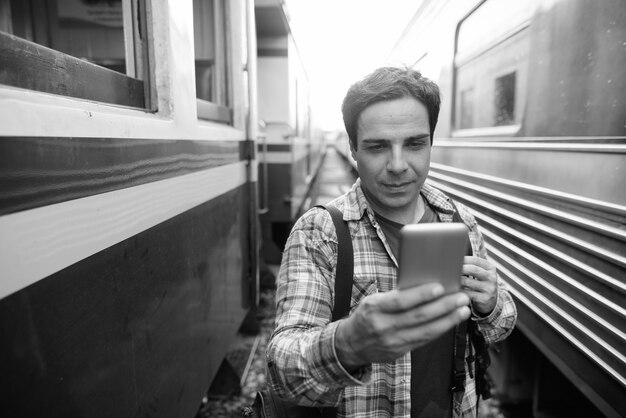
376,282,445,312
401,306,471,349
461,276,487,291
394,292,470,329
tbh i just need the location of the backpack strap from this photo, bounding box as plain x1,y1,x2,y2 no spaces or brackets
449,201,472,393
450,319,469,392
317,204,354,418
318,204,354,321
447,200,492,400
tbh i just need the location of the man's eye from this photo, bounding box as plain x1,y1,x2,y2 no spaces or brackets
368,144,386,151
406,141,426,149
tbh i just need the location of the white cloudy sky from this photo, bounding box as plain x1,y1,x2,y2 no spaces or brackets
284,0,421,130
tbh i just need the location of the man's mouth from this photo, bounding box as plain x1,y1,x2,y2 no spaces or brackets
383,181,413,190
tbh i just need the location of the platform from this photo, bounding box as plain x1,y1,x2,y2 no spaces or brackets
306,146,357,209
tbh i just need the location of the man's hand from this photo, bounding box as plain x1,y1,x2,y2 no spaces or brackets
334,283,470,371
461,256,498,316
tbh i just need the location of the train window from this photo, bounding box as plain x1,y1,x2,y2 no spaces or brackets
193,0,232,124
0,0,148,108
460,88,475,129
453,0,535,135
494,71,516,126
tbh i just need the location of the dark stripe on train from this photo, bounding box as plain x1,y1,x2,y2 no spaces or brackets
0,137,249,216
257,143,291,152
0,186,252,417
257,48,288,57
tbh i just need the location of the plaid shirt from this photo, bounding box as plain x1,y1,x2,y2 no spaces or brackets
266,179,517,417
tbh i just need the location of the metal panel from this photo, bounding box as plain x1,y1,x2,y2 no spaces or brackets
428,141,626,416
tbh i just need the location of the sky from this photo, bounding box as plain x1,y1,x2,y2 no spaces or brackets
283,0,421,131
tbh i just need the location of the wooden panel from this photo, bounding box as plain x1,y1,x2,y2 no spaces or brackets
0,31,144,108
0,187,251,417
0,137,245,215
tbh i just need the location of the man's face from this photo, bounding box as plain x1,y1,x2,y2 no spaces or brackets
351,97,431,222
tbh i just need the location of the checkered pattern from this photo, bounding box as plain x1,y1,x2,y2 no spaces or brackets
266,179,517,417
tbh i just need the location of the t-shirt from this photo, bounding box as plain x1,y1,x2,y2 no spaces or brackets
374,199,454,418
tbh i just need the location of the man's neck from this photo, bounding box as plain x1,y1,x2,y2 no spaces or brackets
412,193,426,224
369,193,425,225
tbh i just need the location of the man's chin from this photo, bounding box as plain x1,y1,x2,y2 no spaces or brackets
379,194,415,210
364,185,415,207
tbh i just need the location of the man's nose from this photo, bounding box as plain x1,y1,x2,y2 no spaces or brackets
387,145,408,173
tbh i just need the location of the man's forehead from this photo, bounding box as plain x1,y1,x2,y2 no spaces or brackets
356,98,430,140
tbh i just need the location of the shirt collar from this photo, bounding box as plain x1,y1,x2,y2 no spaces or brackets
420,181,457,215
342,178,368,221
344,178,456,221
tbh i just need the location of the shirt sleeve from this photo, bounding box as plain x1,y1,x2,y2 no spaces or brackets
265,208,370,407
471,275,517,344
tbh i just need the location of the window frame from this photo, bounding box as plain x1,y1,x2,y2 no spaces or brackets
194,0,233,124
0,0,151,110
451,0,533,138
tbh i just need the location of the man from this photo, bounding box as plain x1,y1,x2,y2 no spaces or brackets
266,67,517,417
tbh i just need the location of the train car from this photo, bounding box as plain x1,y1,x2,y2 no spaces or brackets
389,0,625,416
0,0,260,416
255,0,326,260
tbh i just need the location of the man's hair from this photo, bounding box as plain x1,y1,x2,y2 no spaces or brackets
341,67,441,150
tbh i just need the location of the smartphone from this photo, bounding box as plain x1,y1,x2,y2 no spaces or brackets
397,223,469,293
